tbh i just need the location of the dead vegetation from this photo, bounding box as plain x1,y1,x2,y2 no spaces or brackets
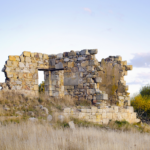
0,121,150,150
0,91,150,149
0,91,91,124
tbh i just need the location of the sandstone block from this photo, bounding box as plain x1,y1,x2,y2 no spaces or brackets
102,109,106,113
125,86,128,91
89,60,98,66
23,51,31,57
91,106,97,113
102,118,109,124
81,61,88,67
88,49,98,55
19,62,25,68
87,66,94,71
57,53,63,58
12,61,19,67
15,56,20,61
78,57,86,61
43,54,48,59
131,112,136,119
89,83,96,88
127,106,134,113
68,51,76,56
7,61,12,66
16,80,22,85
34,85,39,91
115,56,122,61
68,62,74,68
95,77,102,83
107,113,112,119
117,113,123,121
50,86,55,90
7,72,13,78
126,65,133,70
84,115,90,120
87,109,91,113
25,57,31,63
30,53,34,57
121,113,128,119
20,56,24,62
96,114,102,119
96,94,108,100
96,66,103,71
87,78,94,83
79,112,86,118
9,56,16,61
113,106,118,113
78,84,83,89
87,89,95,95
102,113,106,119
97,109,103,113
122,61,127,66
80,49,90,55
79,67,85,72
119,96,124,100
95,89,101,94
27,73,33,79
87,95,93,100
64,58,69,62
112,113,117,120
81,109,87,113
55,62,63,69
5,67,11,72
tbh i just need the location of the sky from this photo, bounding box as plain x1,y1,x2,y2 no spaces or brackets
0,0,150,96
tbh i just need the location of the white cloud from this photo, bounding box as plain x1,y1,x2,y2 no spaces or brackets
129,52,150,68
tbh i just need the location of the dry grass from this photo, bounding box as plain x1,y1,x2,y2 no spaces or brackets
0,121,150,150
0,91,76,121
0,91,150,149
0,91,91,124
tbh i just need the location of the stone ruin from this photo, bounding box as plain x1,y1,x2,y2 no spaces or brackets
0,49,132,106
0,49,132,105
0,49,140,124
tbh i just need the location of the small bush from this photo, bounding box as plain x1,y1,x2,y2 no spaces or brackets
131,94,150,121
39,81,45,93
115,120,129,127
140,84,150,97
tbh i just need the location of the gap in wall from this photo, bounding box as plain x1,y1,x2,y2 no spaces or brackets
38,71,44,85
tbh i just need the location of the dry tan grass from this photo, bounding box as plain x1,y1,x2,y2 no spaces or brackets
0,91,77,121
0,121,150,150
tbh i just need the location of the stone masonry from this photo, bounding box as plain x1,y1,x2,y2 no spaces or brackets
0,49,132,107
63,106,140,124
0,49,140,124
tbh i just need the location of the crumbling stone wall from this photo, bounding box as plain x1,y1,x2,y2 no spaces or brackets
0,49,132,107
63,106,140,124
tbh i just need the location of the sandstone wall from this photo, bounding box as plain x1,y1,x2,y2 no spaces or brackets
63,106,140,124
0,49,132,106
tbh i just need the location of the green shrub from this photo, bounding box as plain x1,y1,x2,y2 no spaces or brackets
131,94,150,120
39,81,45,93
115,120,129,127
140,84,150,97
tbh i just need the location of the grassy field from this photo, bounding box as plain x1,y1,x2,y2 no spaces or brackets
0,121,150,150
0,91,150,150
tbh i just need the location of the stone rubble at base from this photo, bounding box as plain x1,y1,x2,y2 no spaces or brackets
63,106,140,124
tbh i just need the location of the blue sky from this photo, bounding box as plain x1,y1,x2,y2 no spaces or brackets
0,0,150,96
